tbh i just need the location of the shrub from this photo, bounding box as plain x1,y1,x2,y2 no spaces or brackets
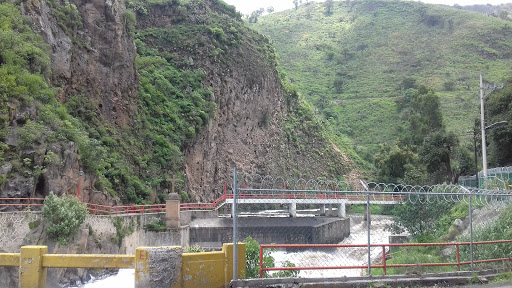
184,244,205,253
243,236,299,278
42,192,89,245
112,217,134,247
143,217,167,231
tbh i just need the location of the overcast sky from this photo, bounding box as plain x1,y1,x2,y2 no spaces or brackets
224,0,512,15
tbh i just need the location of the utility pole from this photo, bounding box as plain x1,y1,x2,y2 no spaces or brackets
479,74,504,181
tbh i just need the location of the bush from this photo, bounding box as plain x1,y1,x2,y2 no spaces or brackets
143,217,167,231
184,244,205,253
243,236,298,278
42,192,89,245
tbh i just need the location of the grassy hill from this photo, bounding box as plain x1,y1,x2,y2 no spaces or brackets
251,0,512,164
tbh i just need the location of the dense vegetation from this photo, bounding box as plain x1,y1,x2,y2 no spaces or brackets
374,86,473,184
486,77,512,167
252,0,512,170
0,1,105,190
42,192,89,245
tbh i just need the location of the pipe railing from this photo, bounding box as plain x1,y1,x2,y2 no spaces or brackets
259,240,512,278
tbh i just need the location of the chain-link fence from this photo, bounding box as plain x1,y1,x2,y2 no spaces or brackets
230,170,512,279
459,166,512,189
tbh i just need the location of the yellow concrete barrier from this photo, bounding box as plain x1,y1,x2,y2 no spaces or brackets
0,253,20,266
43,254,134,268
19,246,47,288
0,243,246,288
180,243,245,288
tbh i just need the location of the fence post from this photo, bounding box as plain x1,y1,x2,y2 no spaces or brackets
469,189,474,270
382,245,386,275
456,244,461,271
360,180,371,276
233,167,238,280
259,245,263,278
19,245,48,288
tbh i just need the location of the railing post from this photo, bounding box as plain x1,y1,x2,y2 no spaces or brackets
259,245,264,278
360,180,371,276
382,245,387,275
469,190,474,270
456,244,461,271
19,245,48,288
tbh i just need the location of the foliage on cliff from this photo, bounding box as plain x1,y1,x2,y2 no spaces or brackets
1,0,357,205
252,0,512,168
0,1,104,190
486,77,512,167
42,192,89,245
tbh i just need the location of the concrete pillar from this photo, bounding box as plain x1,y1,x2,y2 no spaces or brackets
135,246,182,288
289,203,297,218
338,202,346,218
223,243,247,281
166,193,180,228
19,245,48,288
328,204,333,216
320,205,326,216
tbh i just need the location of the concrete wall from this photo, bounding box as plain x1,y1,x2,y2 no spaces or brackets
312,217,351,244
0,212,188,253
190,217,350,248
180,210,218,226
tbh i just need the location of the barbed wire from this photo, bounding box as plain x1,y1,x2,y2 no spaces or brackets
230,174,512,206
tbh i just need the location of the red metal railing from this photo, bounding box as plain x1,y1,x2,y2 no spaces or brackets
0,184,403,215
259,240,512,278
0,198,45,211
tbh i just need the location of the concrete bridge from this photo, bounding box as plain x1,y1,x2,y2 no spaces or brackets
225,189,404,217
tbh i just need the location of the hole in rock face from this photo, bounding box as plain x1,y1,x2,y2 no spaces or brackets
99,103,103,109
35,174,48,197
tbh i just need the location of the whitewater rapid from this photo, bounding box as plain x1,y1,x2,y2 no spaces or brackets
78,215,394,286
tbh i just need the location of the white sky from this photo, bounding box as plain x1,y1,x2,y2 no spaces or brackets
224,0,512,15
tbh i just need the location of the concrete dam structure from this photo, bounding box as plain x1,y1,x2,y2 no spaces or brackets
189,216,351,249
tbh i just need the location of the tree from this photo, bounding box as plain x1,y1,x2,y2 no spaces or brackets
387,195,454,237
486,78,512,166
324,0,334,15
419,130,458,183
293,0,299,10
266,6,274,14
375,144,424,184
248,9,264,23
42,192,89,245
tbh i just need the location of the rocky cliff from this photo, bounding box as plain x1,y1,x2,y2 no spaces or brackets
0,0,358,205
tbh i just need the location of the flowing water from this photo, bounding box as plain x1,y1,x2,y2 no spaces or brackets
271,216,394,278
77,215,394,286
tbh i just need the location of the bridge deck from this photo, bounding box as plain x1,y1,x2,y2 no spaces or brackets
225,193,403,205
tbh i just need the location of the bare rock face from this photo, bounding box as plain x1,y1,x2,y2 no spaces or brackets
136,1,355,201
23,0,138,125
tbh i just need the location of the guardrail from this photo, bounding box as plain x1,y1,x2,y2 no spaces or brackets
259,240,512,278
0,198,45,211
0,244,245,288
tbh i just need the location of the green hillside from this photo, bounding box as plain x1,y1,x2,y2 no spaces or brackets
252,0,512,163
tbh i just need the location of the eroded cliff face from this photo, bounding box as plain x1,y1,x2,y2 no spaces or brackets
1,0,356,204
22,0,138,125
0,0,137,202
135,1,356,201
